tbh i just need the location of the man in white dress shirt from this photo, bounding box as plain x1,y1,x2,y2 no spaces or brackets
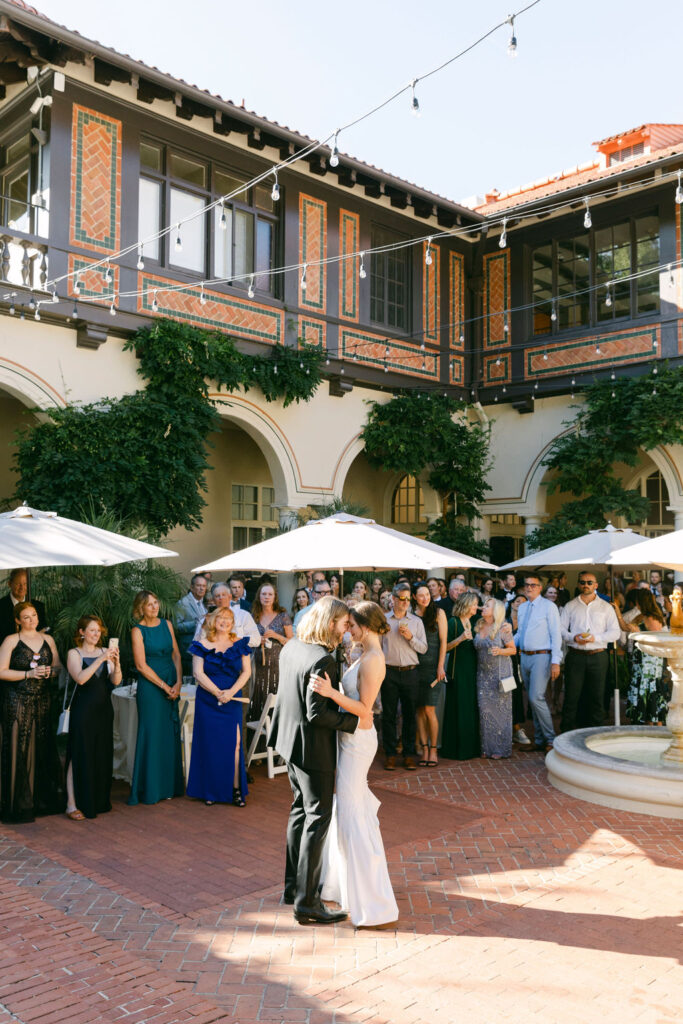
514,574,562,753
559,572,620,731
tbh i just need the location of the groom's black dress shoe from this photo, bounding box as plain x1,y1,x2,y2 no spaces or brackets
293,902,348,925
283,890,295,905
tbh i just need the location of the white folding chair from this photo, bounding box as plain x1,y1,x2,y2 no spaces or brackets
246,691,287,779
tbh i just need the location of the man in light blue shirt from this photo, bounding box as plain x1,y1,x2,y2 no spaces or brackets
513,573,562,752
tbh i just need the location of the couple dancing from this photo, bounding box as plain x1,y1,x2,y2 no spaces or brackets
270,596,398,928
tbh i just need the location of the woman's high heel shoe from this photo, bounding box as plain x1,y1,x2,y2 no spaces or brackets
232,787,246,807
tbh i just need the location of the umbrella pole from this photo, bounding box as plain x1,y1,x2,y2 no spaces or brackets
610,566,620,727
339,568,344,599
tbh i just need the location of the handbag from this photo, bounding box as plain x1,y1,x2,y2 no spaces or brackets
57,678,76,736
496,638,516,693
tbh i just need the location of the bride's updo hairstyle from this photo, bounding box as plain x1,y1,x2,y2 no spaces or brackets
350,600,390,636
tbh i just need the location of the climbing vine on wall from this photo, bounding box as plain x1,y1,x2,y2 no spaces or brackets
14,320,324,538
526,364,683,551
361,392,492,559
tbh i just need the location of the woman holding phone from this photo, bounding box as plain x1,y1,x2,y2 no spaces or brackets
64,616,122,820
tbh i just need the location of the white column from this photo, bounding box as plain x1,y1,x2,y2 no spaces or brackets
524,514,547,554
667,506,683,533
278,506,301,532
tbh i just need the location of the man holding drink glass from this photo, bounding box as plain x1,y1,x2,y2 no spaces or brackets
381,583,427,771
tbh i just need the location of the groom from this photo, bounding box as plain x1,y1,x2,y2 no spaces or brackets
270,595,370,924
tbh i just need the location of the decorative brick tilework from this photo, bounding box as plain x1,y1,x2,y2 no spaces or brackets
423,240,440,344
526,326,658,377
483,250,510,347
69,105,121,254
299,193,326,311
449,251,465,351
341,327,438,379
137,274,283,344
339,209,359,321
298,316,326,348
67,253,119,299
449,354,464,384
483,352,510,384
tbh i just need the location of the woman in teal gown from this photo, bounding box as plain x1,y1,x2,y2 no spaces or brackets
128,590,184,806
440,592,480,760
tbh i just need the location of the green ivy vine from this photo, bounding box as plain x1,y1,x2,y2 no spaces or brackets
14,320,324,538
526,364,683,551
361,392,492,559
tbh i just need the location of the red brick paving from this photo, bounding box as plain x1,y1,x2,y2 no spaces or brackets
1,749,681,1024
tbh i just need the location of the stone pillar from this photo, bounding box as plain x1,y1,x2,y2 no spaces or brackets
524,514,547,554
667,506,683,533
278,506,301,532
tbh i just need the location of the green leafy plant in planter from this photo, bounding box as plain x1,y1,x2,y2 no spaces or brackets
14,321,324,538
525,365,683,551
361,392,492,559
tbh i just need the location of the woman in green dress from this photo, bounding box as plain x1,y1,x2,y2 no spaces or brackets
128,590,184,806
440,592,480,760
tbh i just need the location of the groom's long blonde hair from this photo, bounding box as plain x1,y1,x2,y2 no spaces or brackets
297,596,348,649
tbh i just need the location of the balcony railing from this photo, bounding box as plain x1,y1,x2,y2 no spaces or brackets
0,230,48,293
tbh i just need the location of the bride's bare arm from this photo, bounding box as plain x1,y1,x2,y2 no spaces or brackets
309,654,383,724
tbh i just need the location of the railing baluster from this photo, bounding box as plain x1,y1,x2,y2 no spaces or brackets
0,235,9,281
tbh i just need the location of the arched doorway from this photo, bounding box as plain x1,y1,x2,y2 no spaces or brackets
0,390,39,511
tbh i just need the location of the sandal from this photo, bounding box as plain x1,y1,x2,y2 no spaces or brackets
417,743,429,768
66,809,85,821
426,746,439,767
232,788,246,808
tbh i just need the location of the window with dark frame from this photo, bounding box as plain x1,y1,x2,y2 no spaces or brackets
391,475,425,525
531,213,660,336
231,483,278,551
138,139,278,293
0,118,50,238
370,225,410,331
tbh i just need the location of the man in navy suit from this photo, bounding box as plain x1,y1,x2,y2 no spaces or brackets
228,574,252,612
0,568,48,643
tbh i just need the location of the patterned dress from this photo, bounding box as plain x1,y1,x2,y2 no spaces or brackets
625,627,668,724
249,611,292,721
473,626,514,758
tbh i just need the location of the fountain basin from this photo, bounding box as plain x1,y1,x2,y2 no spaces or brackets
546,727,683,819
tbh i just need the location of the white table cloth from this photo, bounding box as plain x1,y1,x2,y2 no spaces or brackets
111,682,197,784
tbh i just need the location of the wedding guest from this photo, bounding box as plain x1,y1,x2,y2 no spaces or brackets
381,583,427,770
602,576,624,611
412,583,447,767
195,583,260,647
509,594,532,745
293,577,332,633
379,589,393,612
65,615,122,820
515,574,562,753
474,599,516,759
496,573,519,618
0,569,48,643
479,577,495,603
228,574,252,612
352,580,371,601
543,584,558,603
619,598,668,725
249,582,293,721
128,591,184,806
187,608,252,806
553,574,571,608
560,573,620,731
440,592,480,760
0,601,64,822
175,574,208,673
370,577,385,603
329,573,342,598
292,587,310,619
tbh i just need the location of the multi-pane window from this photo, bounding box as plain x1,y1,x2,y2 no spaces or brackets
532,214,660,335
370,226,410,331
231,485,278,551
391,475,425,524
138,140,278,292
0,121,49,237
643,470,673,530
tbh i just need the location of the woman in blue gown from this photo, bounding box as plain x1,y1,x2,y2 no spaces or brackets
187,607,252,806
128,590,184,806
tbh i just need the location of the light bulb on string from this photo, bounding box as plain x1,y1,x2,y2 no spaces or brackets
199,282,207,306
410,79,420,117
329,131,340,167
420,340,425,351
73,275,81,296
503,315,509,334
605,283,612,308
494,394,498,402
496,356,501,366
271,171,280,202
459,331,464,344
8,298,15,315
506,14,517,57
34,304,40,322
550,300,557,323
273,364,278,375
104,262,112,284
502,385,507,394
151,289,159,313
543,350,548,361
51,289,58,304
340,365,345,375
425,238,433,266
247,275,255,299
137,247,144,270
28,293,35,310
109,297,117,316
583,198,592,229
653,366,658,375
669,263,675,286
219,202,227,230
676,170,683,205
174,225,183,252
612,390,616,398
300,263,307,292
611,371,615,380
499,217,507,249
359,252,366,279
596,343,601,355
72,301,78,319
325,357,330,366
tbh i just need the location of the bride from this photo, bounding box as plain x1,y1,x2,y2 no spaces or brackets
310,600,399,928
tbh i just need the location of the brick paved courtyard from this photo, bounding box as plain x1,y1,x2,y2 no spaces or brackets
1,748,681,1024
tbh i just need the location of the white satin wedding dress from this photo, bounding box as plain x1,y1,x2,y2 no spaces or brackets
321,659,398,926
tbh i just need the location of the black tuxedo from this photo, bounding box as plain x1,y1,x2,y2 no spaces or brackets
0,594,48,644
229,597,251,613
270,638,358,908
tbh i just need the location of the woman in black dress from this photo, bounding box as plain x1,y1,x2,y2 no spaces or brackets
65,615,122,820
0,600,64,823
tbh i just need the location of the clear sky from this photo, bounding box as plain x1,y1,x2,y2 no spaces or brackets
28,0,683,204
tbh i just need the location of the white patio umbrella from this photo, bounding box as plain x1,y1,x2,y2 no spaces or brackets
0,504,178,569
498,523,647,571
194,512,496,573
606,528,683,573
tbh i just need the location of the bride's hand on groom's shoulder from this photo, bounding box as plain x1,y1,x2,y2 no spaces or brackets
309,671,334,698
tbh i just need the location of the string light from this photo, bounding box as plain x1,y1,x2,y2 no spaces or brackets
8,297,15,315
104,262,112,284
248,275,255,299
543,350,548,360
425,238,433,266
109,297,117,316
583,198,592,229
300,264,307,291
604,283,612,307
28,293,35,310
329,131,340,168
410,79,420,117
34,304,40,321
676,170,683,206
359,252,366,279
151,289,159,313
550,300,557,323
137,247,145,270
174,225,183,252
219,202,227,230
499,217,508,249
72,301,78,319
496,356,501,366
271,171,280,202
73,275,81,296
51,289,58,304
199,282,207,306
503,315,509,334
273,364,278,375
507,14,517,57
595,343,601,355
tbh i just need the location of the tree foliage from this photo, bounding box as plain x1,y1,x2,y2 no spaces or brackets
14,321,324,538
361,392,491,558
526,365,683,551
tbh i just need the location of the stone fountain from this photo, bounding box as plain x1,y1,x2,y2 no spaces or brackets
546,592,683,819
